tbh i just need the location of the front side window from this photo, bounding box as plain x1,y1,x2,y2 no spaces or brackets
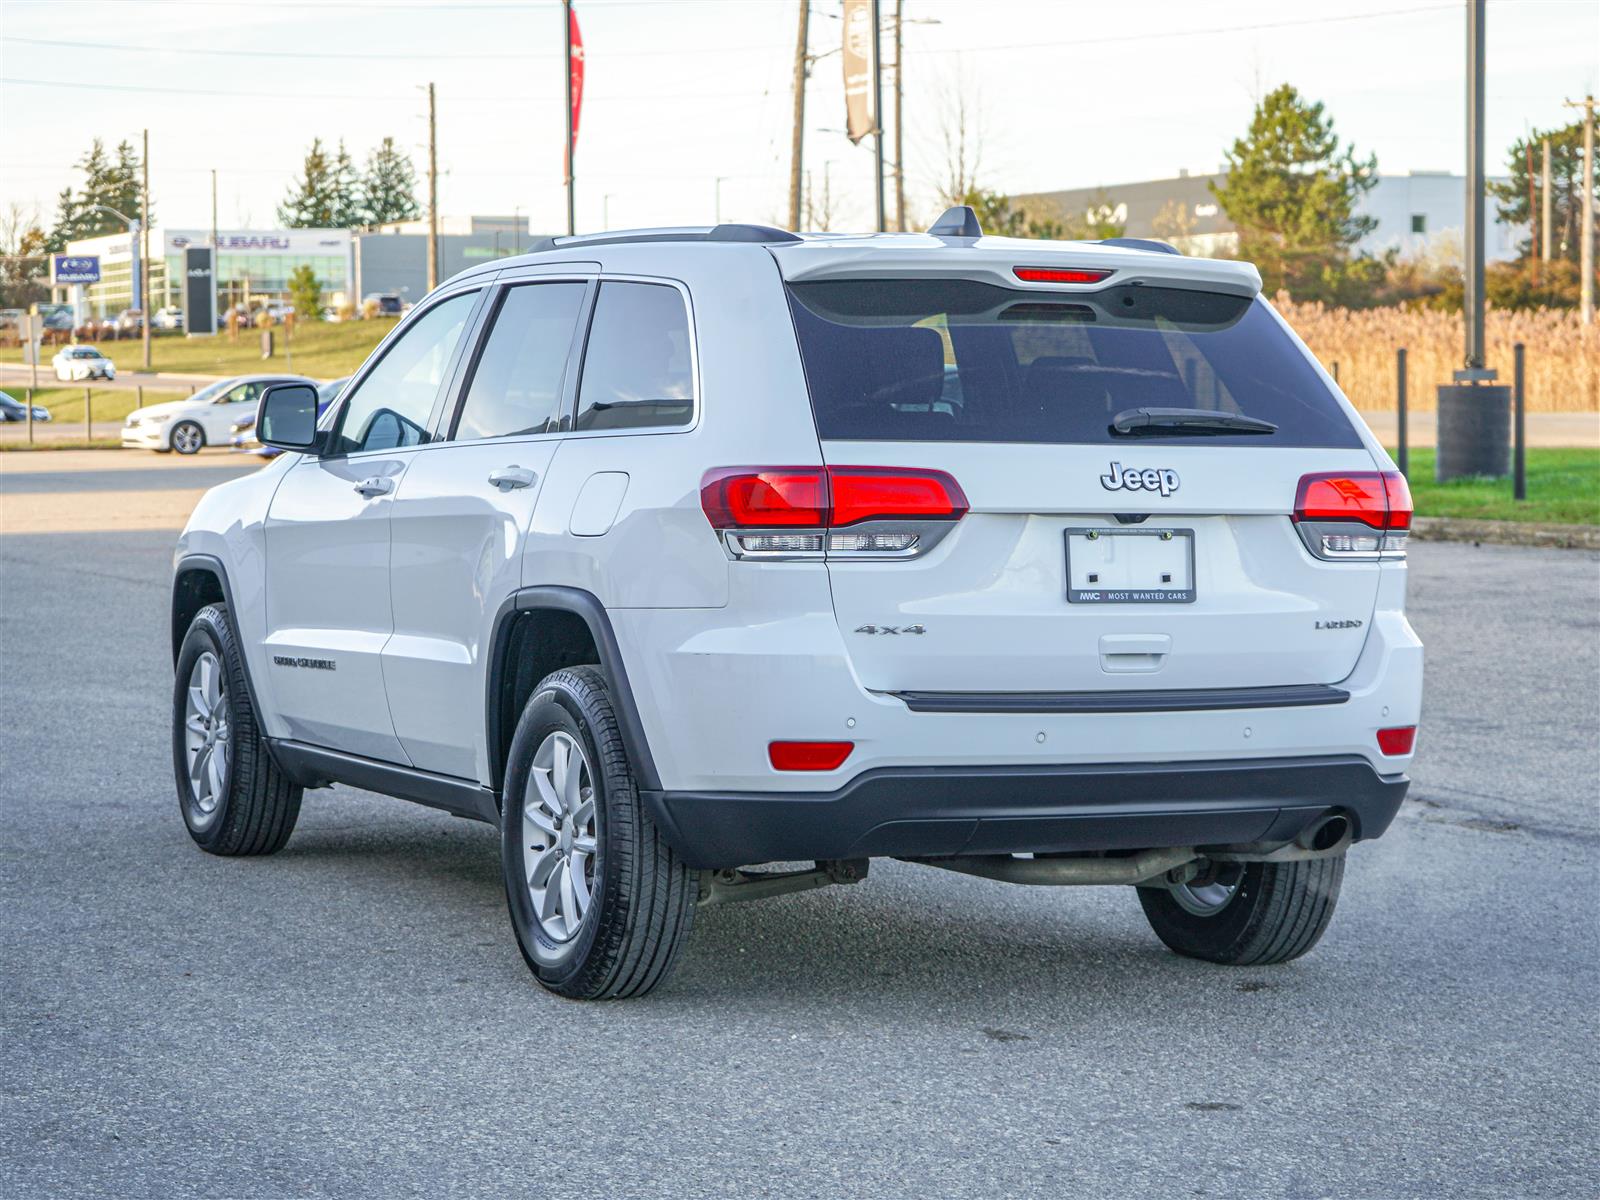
574,282,694,432
222,382,263,405
331,290,477,454
454,282,586,441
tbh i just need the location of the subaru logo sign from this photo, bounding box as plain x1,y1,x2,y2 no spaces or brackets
52,255,101,285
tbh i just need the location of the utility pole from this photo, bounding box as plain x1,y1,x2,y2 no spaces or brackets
871,0,886,233
1566,95,1595,325
426,82,439,292
715,177,728,224
893,0,905,231
563,0,576,237
210,168,218,249
141,128,152,371
788,0,809,230
1526,141,1537,283
1541,137,1552,262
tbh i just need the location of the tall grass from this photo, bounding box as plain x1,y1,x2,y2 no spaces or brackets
1272,296,1599,412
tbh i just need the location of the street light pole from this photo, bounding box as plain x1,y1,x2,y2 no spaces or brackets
1463,1,1486,372
870,0,886,233
141,128,152,371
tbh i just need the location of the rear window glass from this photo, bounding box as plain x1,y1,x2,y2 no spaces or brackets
786,278,1360,448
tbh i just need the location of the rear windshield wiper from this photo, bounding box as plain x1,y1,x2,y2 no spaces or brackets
1110,406,1278,436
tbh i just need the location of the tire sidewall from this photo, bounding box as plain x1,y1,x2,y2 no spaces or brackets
172,609,238,847
501,683,614,988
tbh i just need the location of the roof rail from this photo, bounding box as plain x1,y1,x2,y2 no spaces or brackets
927,205,983,238
533,224,802,252
1097,237,1181,255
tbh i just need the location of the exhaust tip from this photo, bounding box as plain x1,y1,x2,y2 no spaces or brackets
1298,813,1351,853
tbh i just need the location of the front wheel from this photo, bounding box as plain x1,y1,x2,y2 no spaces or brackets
170,421,205,455
501,666,695,999
173,603,302,855
1137,855,1345,966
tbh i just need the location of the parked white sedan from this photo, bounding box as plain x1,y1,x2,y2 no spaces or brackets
53,345,117,382
122,373,317,454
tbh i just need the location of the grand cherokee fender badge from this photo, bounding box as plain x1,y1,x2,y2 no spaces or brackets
855,625,926,636
1100,462,1180,497
273,655,338,670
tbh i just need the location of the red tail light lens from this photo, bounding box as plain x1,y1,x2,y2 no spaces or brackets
700,468,827,529
1013,266,1113,284
701,466,967,559
1376,726,1417,756
1292,470,1411,560
769,741,853,771
828,467,968,527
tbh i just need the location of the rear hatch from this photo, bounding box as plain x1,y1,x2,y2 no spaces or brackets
777,249,1390,696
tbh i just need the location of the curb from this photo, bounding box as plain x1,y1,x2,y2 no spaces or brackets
1412,516,1600,550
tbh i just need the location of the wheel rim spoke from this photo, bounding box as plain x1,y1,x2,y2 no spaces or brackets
522,729,600,945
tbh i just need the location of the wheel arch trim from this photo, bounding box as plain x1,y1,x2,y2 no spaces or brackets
485,585,662,795
171,553,271,735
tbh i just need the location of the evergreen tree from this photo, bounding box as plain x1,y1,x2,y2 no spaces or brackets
287,264,324,320
45,138,152,248
330,140,363,229
278,138,340,227
360,137,421,227
1490,120,1595,264
1210,85,1379,302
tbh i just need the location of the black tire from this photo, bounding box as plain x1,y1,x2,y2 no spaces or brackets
172,603,302,855
1137,855,1345,966
501,666,695,1000
171,420,205,454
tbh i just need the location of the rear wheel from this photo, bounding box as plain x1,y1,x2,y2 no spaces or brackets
1137,855,1345,965
171,421,205,455
501,666,695,1000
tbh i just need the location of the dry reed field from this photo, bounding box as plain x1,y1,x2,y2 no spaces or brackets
1273,297,1599,412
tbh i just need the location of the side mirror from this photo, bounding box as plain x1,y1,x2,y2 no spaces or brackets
257,383,323,453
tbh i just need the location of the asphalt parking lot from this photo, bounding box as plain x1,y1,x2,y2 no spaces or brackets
2,454,1596,1198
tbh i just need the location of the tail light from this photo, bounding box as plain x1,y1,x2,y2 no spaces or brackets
1292,471,1411,560
702,466,967,560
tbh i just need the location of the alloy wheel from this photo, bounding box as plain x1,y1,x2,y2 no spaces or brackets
522,730,598,943
183,650,230,826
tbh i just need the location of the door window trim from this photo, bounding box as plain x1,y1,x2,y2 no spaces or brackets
319,284,489,460
439,276,598,445
566,273,701,439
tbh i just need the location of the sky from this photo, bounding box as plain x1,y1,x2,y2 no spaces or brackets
1,0,1596,238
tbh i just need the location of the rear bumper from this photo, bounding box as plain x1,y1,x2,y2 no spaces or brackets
643,754,1408,869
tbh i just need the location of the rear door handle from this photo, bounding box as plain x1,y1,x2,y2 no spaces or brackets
488,465,537,492
354,477,394,498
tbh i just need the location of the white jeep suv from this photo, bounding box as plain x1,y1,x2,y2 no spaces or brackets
170,213,1422,999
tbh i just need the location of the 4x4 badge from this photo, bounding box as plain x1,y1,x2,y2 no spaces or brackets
855,625,926,636
1100,462,1180,497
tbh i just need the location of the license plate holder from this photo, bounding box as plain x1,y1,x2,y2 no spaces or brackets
1064,527,1196,604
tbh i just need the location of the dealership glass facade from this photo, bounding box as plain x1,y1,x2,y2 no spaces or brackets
59,229,353,317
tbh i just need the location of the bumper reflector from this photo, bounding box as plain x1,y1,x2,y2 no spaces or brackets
769,741,854,771
1376,726,1417,756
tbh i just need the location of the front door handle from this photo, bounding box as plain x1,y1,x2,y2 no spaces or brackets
488,465,537,492
354,477,394,498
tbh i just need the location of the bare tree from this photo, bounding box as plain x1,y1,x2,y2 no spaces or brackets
933,70,986,208
0,203,50,311
803,166,841,232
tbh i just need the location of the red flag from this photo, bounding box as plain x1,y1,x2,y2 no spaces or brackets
568,6,585,166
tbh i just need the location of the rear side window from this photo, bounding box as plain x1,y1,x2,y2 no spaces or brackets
786,278,1360,448
575,282,694,432
454,282,586,440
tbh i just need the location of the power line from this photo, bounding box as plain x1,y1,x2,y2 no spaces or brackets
3,4,1456,66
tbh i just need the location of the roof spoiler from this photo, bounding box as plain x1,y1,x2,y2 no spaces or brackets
1097,237,1181,255
927,205,983,238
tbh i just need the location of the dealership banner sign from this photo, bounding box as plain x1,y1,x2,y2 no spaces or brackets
568,5,585,164
183,246,217,336
841,0,875,145
52,255,101,285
